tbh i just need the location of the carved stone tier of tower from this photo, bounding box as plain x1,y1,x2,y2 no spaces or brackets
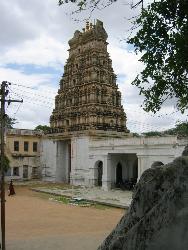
50,20,129,133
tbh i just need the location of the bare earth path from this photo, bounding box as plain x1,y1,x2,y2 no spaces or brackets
4,186,124,250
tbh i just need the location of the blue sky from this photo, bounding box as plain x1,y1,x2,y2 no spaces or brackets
5,64,61,76
0,0,187,132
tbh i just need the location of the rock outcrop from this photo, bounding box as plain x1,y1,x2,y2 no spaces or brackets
98,149,188,250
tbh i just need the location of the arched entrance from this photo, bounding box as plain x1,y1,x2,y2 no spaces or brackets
116,162,123,184
97,161,103,186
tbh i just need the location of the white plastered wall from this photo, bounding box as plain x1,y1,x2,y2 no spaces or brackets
41,135,188,190
40,138,57,182
70,136,90,186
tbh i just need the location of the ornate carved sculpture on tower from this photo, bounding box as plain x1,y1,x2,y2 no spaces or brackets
50,20,129,133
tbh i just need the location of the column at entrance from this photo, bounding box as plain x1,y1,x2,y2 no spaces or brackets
137,155,150,180
137,155,142,181
56,140,70,183
102,154,112,191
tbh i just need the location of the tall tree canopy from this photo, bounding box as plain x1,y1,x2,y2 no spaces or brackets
59,0,188,113
34,125,51,133
0,155,10,173
143,120,188,136
0,113,16,129
128,0,188,113
5,115,16,129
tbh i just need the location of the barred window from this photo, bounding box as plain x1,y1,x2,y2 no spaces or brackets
14,141,19,151
24,141,29,152
33,142,38,152
13,167,19,176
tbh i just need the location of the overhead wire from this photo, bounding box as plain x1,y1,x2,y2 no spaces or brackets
125,106,182,118
127,121,175,132
10,82,57,95
10,94,54,109
11,86,55,101
10,82,186,117
8,86,54,107
9,85,55,101
6,82,185,133
12,102,23,119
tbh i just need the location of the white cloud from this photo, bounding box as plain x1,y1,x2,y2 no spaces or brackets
107,42,187,133
0,67,56,129
0,0,186,132
0,67,54,88
0,35,68,69
109,44,143,77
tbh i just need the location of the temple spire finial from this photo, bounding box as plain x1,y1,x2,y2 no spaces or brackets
86,20,90,31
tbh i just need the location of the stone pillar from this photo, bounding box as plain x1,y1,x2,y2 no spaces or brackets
88,156,97,187
137,155,142,181
102,154,112,191
137,155,150,181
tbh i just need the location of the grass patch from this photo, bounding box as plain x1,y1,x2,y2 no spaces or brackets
51,196,112,209
54,196,70,204
92,203,110,210
49,196,110,209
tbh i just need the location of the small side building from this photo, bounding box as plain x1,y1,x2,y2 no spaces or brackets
41,132,188,190
5,129,42,181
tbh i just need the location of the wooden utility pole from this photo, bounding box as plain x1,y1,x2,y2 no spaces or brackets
1,81,6,250
0,81,23,250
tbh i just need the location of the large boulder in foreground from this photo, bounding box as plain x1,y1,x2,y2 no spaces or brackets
98,152,188,250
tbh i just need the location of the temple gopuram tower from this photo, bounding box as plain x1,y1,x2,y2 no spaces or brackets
50,20,129,134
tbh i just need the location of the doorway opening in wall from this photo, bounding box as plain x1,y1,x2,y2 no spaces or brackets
97,161,103,187
68,143,71,183
23,165,28,179
133,159,138,180
116,162,122,185
110,153,138,190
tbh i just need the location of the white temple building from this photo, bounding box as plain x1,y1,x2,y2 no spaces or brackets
41,132,187,190
40,20,188,190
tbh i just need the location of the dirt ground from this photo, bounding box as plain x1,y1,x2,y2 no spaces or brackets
4,185,124,250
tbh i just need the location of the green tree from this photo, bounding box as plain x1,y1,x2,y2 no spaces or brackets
164,121,188,136
5,114,16,129
142,121,188,136
34,125,51,133
0,155,10,173
142,131,163,137
0,113,16,129
128,0,188,113
58,0,188,113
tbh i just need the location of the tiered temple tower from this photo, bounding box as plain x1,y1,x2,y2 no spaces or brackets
50,20,129,134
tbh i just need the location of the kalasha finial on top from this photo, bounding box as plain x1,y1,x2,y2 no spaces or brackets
85,20,94,32
86,21,90,31
89,23,93,29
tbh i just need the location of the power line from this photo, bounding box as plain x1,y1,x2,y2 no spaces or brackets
12,102,23,119
8,89,54,107
6,82,184,133
9,82,187,121
8,91,178,131
10,86,55,100
8,86,55,104
10,82,57,95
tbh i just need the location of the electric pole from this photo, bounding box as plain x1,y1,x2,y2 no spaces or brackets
0,81,23,250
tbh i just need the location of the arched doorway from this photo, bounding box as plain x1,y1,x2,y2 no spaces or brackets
116,162,123,184
97,161,103,186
